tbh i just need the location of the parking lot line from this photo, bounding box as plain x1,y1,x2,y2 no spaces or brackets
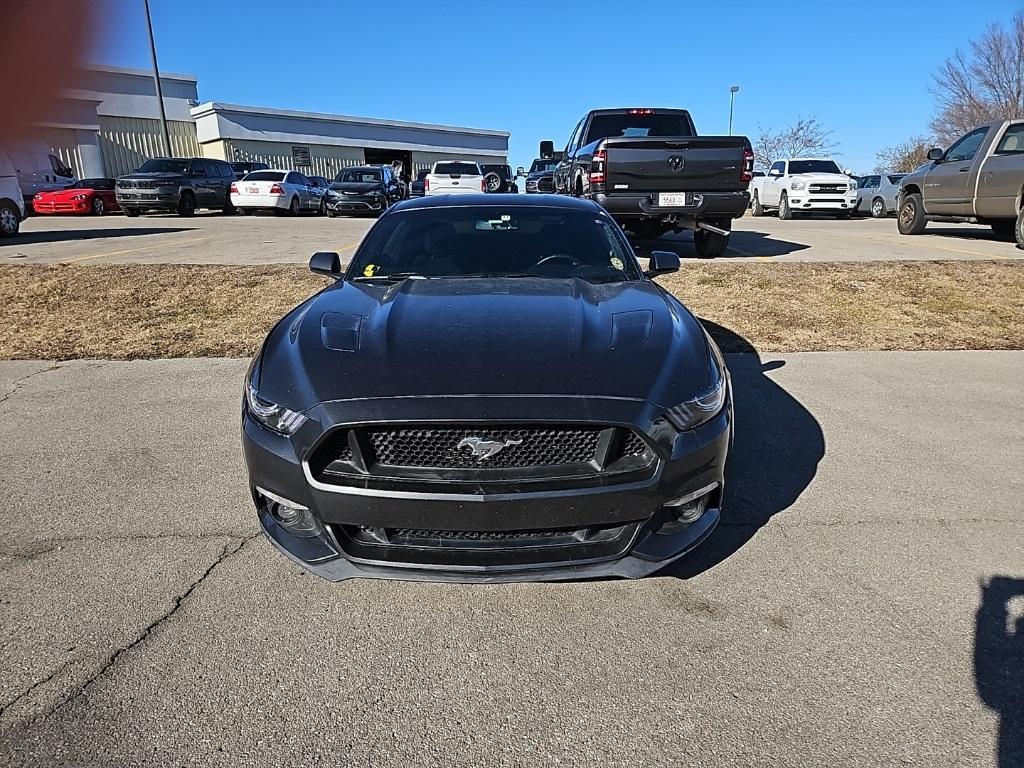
62,237,209,263
336,240,361,253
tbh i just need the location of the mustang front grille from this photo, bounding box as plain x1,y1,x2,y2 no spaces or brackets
308,423,657,492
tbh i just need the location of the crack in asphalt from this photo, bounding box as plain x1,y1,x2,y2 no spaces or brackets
13,534,260,726
0,531,257,561
0,660,73,721
0,363,61,406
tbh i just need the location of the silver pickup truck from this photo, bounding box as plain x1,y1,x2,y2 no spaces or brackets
897,120,1024,246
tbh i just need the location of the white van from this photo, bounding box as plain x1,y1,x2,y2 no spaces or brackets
7,140,77,208
0,146,26,236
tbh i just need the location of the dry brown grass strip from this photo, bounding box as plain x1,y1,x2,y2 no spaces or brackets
0,261,1021,360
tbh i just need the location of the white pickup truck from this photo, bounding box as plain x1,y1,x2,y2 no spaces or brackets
749,158,857,219
424,160,486,196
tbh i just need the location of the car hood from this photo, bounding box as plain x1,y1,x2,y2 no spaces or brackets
35,188,94,199
118,172,185,182
257,277,714,411
330,181,381,193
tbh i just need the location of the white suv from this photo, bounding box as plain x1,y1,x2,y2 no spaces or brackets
749,158,857,219
424,161,485,196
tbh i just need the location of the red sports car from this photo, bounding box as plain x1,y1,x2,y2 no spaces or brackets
32,178,120,215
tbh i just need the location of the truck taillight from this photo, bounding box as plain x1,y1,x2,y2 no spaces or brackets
481,178,487,192
589,149,607,185
229,183,238,194
269,183,284,194
741,148,754,183
424,177,429,192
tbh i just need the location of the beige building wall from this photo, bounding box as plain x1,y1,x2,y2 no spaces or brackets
409,151,505,173
214,138,365,178
98,116,199,177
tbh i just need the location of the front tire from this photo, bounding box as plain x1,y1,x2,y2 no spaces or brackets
288,196,299,217
91,197,105,216
990,219,1015,242
751,191,764,217
778,192,793,220
694,223,730,258
870,197,886,218
1016,207,1024,250
222,198,236,215
897,193,927,235
0,202,20,236
123,207,141,217
177,192,196,217
318,197,327,216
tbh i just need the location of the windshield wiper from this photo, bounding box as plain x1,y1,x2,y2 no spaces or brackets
352,271,428,283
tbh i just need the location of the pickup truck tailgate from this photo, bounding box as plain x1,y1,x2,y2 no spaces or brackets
602,137,750,192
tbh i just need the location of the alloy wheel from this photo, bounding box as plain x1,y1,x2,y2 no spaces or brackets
0,208,17,234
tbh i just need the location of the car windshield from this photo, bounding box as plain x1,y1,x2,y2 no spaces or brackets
137,159,189,174
887,174,906,184
530,160,558,173
71,178,112,190
789,160,842,174
583,112,693,143
348,206,641,283
243,171,285,181
336,169,382,183
434,162,480,176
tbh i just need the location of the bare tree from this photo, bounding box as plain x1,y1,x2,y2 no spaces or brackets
931,12,1024,144
753,116,838,170
874,138,933,173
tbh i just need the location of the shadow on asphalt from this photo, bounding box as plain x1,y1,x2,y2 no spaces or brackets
629,230,810,260
974,576,1024,768
3,226,195,245
663,319,825,579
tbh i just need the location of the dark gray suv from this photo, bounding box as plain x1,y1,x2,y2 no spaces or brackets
116,157,237,217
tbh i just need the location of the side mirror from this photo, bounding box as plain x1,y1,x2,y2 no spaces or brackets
843,168,853,175
309,251,342,278
768,169,781,177
516,166,526,177
646,250,681,277
927,147,944,162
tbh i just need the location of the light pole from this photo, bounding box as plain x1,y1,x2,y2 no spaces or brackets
144,0,172,157
728,85,740,136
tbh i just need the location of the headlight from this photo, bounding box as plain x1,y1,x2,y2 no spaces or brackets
790,181,806,191
848,182,858,191
663,376,727,431
71,193,87,201
245,384,307,435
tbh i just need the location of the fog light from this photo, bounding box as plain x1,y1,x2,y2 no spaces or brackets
256,487,323,538
662,482,718,527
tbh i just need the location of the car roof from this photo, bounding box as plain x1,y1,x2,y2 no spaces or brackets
390,193,601,212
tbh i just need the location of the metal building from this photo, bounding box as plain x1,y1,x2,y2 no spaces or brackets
191,103,509,178
33,65,508,180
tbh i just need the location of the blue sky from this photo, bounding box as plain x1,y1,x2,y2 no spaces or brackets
92,0,1021,173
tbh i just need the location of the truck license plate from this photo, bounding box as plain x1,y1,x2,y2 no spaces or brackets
658,193,688,207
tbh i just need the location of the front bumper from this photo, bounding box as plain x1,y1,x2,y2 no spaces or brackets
115,190,179,210
242,393,732,583
786,193,858,211
594,190,749,221
31,200,90,214
326,196,385,214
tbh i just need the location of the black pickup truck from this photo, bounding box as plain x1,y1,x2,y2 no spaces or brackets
548,108,753,257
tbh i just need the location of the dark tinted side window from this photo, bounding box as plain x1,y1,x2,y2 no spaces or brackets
189,159,207,176
995,124,1024,154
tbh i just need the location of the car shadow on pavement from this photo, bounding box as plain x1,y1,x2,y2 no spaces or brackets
974,576,1024,768
629,230,810,260
663,320,825,579
3,227,195,245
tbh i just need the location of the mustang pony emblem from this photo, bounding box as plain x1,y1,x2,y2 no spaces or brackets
457,436,523,461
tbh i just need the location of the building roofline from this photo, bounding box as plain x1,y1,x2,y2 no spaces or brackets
79,63,198,84
189,101,510,138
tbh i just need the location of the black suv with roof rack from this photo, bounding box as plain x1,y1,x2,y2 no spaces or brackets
116,157,237,217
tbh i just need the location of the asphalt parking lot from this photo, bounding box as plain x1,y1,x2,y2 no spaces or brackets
2,209,1020,266
2,351,1022,766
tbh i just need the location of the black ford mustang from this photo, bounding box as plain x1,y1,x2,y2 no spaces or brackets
242,194,732,582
